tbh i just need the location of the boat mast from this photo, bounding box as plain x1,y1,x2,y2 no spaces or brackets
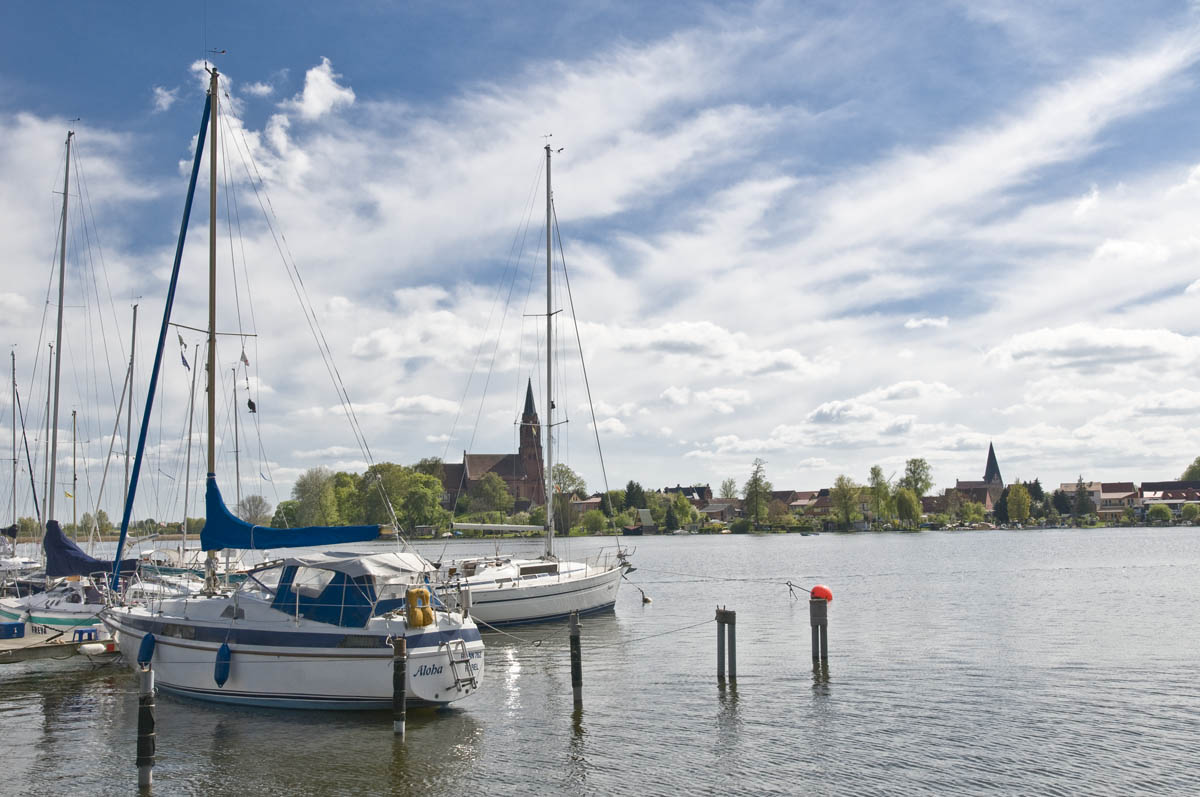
205,67,220,587
124,304,137,510
544,144,554,558
232,367,240,513
71,409,77,538
48,131,72,522
10,351,15,552
207,69,218,485
42,345,52,525
182,343,198,556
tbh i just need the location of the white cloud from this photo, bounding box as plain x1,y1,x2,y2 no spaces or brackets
284,57,355,120
904,316,949,329
245,81,274,97
152,86,179,112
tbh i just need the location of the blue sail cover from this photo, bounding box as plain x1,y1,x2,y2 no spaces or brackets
44,520,137,578
201,475,380,551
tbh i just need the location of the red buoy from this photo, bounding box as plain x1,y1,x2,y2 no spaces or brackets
811,584,833,602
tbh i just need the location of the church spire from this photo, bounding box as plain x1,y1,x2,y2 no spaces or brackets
523,378,537,418
984,442,1003,486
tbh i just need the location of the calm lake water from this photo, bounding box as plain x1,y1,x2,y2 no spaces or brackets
3,527,1199,795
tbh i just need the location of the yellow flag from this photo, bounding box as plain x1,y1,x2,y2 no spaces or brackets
64,490,73,499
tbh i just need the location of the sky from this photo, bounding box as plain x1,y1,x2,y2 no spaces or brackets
5,0,1200,524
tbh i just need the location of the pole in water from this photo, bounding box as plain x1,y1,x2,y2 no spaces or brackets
809,584,832,661
715,607,736,683
137,664,156,789
569,610,583,708
392,636,407,738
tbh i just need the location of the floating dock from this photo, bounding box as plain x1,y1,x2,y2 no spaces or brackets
0,627,109,664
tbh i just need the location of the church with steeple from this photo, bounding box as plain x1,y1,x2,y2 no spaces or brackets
439,379,546,511
954,442,1005,510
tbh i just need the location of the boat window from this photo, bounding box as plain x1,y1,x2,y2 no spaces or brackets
245,566,282,598
84,585,103,603
519,563,558,577
292,566,335,598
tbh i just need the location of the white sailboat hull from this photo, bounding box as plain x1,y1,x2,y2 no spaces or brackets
103,604,484,710
452,562,622,627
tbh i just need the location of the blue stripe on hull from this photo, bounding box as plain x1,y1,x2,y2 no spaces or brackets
155,681,445,711
476,599,616,628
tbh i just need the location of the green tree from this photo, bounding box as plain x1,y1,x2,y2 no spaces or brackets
1181,456,1200,481
470,472,515,513
602,489,625,517
581,509,606,534
357,463,410,525
768,499,791,527
742,458,772,529
993,486,1010,523
959,500,985,525
664,502,680,531
331,471,363,524
1007,483,1031,525
1181,503,1199,523
1051,489,1072,516
236,494,273,526
895,487,920,529
670,492,696,526
1072,477,1095,520
867,465,894,526
719,477,738,500
1147,503,1172,524
1025,478,1045,502
271,500,300,528
552,464,587,498
394,470,451,533
95,509,113,534
1121,506,1137,525
413,457,446,483
623,480,646,510
898,458,933,498
830,475,861,530
292,467,339,526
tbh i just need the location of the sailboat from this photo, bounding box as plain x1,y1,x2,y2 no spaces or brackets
0,131,131,636
101,68,484,709
438,145,629,627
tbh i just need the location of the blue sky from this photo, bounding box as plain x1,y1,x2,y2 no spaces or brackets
5,1,1200,523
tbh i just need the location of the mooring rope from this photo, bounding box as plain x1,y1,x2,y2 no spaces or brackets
474,616,570,647
587,618,716,651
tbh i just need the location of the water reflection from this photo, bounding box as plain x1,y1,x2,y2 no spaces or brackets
567,706,587,791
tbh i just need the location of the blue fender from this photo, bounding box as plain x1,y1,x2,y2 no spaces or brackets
214,642,231,687
137,633,156,665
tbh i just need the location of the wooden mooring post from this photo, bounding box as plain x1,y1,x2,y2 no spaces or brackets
392,637,407,738
715,607,736,682
569,611,583,708
137,664,156,790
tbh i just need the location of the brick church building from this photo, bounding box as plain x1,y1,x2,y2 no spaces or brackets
440,380,546,511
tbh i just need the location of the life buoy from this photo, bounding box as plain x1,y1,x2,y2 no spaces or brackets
405,587,434,628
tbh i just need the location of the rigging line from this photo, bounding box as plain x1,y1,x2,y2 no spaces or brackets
441,154,545,464
453,159,544,505
218,123,246,339
225,122,398,533
70,139,124,413
223,129,373,467
552,203,613,508
14,383,43,525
